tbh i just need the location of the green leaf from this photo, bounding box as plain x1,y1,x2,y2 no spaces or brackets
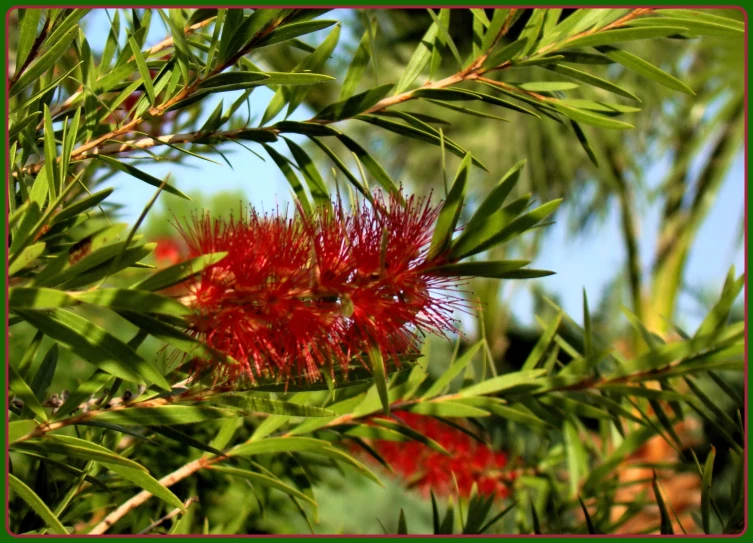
340,17,378,100
30,344,58,403
595,45,695,95
42,9,90,51
530,499,542,534
309,446,383,486
9,474,67,534
315,83,392,121
210,466,316,505
522,312,563,370
656,9,744,31
545,63,641,101
414,88,538,118
429,152,472,257
652,472,675,534
48,434,185,511
342,424,408,442
229,436,331,458
571,121,599,167
50,188,114,226
150,425,226,457
612,325,743,377
518,8,545,56
9,364,48,422
132,252,227,291
9,243,46,276
479,501,517,534
561,26,689,50
483,36,529,69
307,137,370,200
628,16,743,37
260,19,338,48
42,105,59,200
551,102,634,129
427,8,462,67
428,260,547,279
694,270,744,338
579,497,598,534
406,400,490,418
9,420,38,443
209,393,336,417
13,437,147,471
76,289,192,316
480,9,510,52
11,24,79,96
284,24,340,118
224,9,281,64
16,309,171,390
422,342,483,399
426,99,509,122
262,143,312,215
54,370,111,420
95,156,190,199
368,346,390,416
128,35,156,104
516,81,579,92
9,112,41,141
564,420,588,499
283,138,330,208
119,311,240,370
394,20,439,94
474,399,552,428
370,418,448,456
15,9,43,69
198,71,270,93
583,426,657,491
701,447,715,533
458,370,547,397
91,405,239,426
452,198,562,259
262,71,335,86
467,160,526,230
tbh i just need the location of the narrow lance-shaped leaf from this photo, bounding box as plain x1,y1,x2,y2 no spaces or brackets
262,143,312,215
9,364,48,422
16,309,171,391
11,25,79,96
284,24,340,118
595,45,695,95
653,472,675,534
394,19,439,94
9,474,67,535
128,35,156,104
558,26,689,50
95,156,190,199
429,152,472,257
132,252,227,291
368,345,390,416
466,160,526,230
15,9,43,70
340,17,378,100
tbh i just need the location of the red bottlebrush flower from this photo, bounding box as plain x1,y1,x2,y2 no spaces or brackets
364,412,514,500
153,237,183,266
175,189,468,384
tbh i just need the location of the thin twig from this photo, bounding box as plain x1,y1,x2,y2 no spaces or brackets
136,497,198,535
89,459,210,534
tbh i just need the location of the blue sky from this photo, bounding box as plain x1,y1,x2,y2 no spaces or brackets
82,9,745,332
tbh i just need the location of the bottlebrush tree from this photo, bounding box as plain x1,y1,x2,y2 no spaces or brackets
6,7,745,536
